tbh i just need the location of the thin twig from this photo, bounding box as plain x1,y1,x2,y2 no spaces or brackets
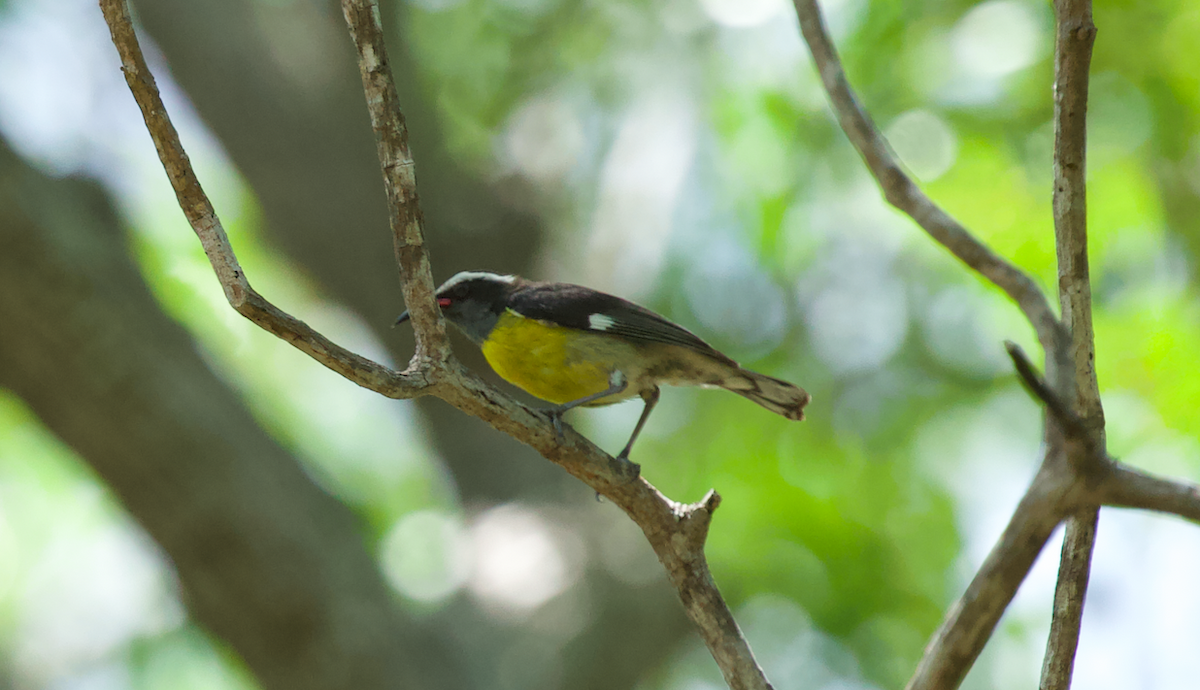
102,1,774,687
905,465,1074,690
789,0,1064,357
1003,341,1199,523
1101,465,1200,523
1051,0,1100,419
1042,0,1100,686
98,0,428,397
998,348,1199,525
340,0,447,358
1005,342,1086,437
1006,342,1116,473
787,1,1087,687
1039,508,1098,690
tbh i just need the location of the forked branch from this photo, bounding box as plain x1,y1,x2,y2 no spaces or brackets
788,1,1078,687
99,0,429,397
1008,344,1200,526
789,0,1116,687
790,0,1064,357
99,0,772,687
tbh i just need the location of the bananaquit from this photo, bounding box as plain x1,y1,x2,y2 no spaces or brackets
395,271,810,460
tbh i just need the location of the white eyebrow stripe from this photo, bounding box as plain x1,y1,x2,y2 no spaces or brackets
588,313,617,331
438,271,515,292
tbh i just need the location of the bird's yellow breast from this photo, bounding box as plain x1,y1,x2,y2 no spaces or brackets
480,310,634,406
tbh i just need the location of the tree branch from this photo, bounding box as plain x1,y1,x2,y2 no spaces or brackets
339,0,447,358
789,0,1064,356
101,0,773,687
1051,0,1100,417
98,0,428,397
1042,0,1100,686
1005,344,1200,526
1101,465,1200,524
1005,342,1088,442
904,459,1077,690
787,2,1089,687
789,0,1197,688
1039,508,1098,690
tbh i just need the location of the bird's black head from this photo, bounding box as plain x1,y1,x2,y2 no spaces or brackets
395,271,516,344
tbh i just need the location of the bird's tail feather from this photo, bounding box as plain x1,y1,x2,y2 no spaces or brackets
722,369,810,421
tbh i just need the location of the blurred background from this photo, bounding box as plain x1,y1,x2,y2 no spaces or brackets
0,0,1198,688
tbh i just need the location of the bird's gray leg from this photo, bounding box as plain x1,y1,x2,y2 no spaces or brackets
617,386,659,461
547,371,628,443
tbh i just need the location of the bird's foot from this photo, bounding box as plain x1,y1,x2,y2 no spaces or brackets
547,408,565,444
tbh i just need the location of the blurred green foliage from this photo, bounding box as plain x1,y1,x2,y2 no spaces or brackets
393,0,1200,685
2,0,1199,687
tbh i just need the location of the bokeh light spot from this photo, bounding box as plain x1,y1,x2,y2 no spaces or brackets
684,239,788,355
698,0,787,28
379,510,471,604
16,522,179,684
803,268,908,374
502,93,587,189
950,0,1045,79
468,505,578,617
587,93,696,295
885,109,958,182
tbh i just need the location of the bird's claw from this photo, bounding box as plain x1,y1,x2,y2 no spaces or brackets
548,409,565,443
616,456,641,482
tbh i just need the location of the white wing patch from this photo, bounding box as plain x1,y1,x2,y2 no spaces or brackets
588,313,617,331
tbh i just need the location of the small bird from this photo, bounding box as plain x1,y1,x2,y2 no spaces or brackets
395,271,809,460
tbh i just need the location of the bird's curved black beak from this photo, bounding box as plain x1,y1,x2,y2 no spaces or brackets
392,311,411,327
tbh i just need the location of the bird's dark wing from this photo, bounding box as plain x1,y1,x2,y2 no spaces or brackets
508,281,728,360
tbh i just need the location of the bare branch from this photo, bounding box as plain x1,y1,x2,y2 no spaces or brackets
340,0,447,358
98,0,428,398
1039,508,1098,690
786,4,1095,686
1101,465,1200,524
904,463,1074,690
1043,0,1100,685
1051,0,1100,417
789,0,1063,356
1005,342,1085,435
338,2,771,682
636,490,776,690
102,0,774,686
436,353,774,690
1005,343,1110,473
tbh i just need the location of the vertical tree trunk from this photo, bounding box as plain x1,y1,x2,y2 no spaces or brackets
0,139,468,690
